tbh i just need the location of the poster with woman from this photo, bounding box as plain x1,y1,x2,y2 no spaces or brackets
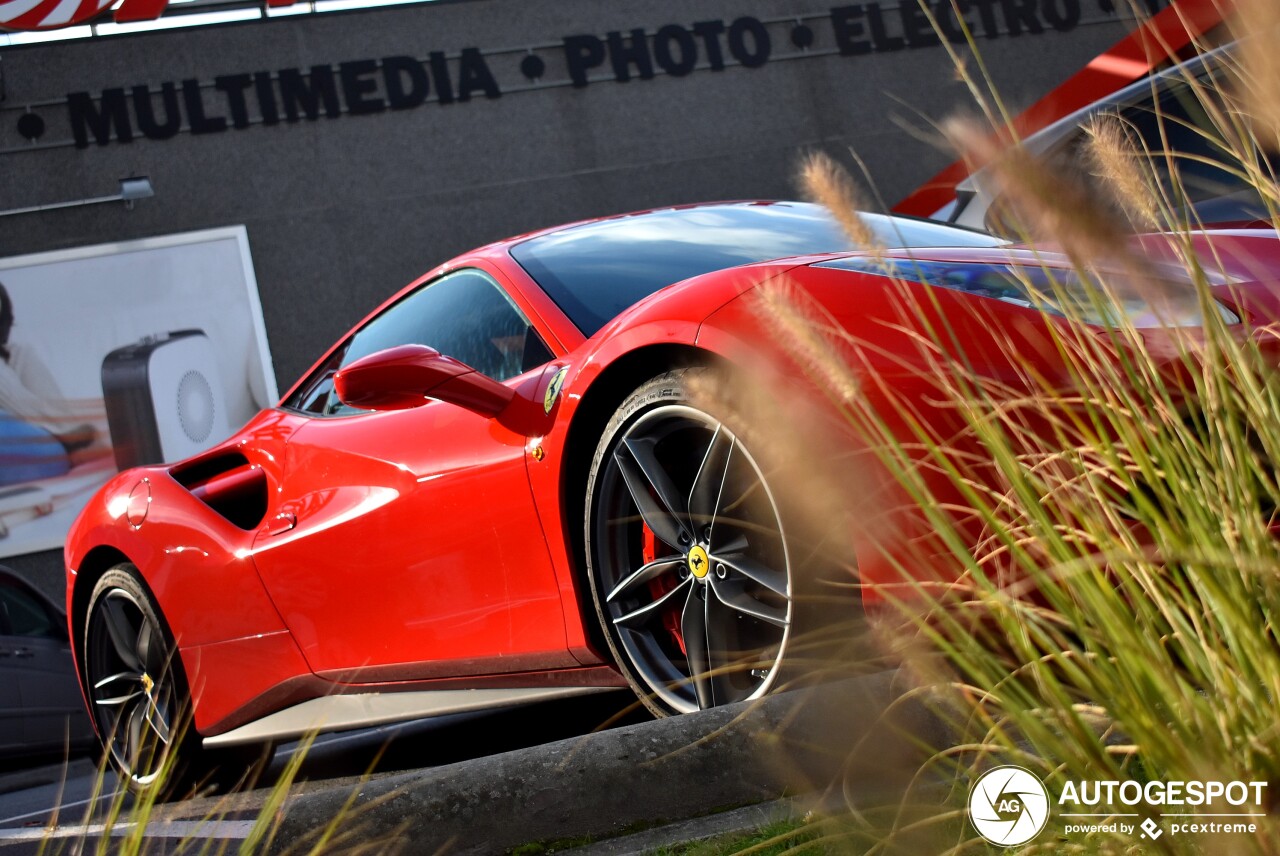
0,226,276,558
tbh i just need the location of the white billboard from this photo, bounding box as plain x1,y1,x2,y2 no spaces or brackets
0,226,277,558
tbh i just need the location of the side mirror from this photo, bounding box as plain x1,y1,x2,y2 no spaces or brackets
333,344,515,417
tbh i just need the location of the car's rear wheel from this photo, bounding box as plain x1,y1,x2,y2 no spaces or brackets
84,564,268,798
85,566,189,794
585,370,794,716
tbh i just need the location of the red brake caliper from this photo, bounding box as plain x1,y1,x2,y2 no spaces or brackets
642,522,687,656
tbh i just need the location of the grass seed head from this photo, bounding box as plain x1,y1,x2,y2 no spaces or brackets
1085,114,1161,231
798,151,887,260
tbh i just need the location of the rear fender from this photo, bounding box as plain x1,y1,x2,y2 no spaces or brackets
66,471,287,649
523,267,797,658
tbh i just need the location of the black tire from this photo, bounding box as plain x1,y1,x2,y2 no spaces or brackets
585,369,807,716
83,564,269,799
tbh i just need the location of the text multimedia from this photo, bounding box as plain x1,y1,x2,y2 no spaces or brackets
65,2,1086,149
67,51,500,148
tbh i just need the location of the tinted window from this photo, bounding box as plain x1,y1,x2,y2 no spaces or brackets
817,256,1237,328
511,203,1002,337
286,269,552,417
0,580,56,638
987,57,1277,235
1124,79,1276,210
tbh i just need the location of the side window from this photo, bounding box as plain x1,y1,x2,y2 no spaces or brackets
0,580,56,638
286,269,553,417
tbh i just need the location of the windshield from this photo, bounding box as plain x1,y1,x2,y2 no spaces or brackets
510,202,1002,336
816,256,1239,328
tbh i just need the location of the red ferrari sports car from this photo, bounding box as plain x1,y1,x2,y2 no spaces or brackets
63,200,1277,795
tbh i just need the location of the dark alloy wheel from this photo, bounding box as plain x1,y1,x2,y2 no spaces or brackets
83,566,275,799
84,566,188,793
586,371,792,716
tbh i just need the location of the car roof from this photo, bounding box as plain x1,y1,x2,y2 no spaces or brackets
490,200,1002,252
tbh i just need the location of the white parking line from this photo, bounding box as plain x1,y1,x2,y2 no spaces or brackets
0,819,256,841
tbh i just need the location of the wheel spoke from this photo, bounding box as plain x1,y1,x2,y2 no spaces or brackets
681,584,713,709
126,701,147,769
607,556,685,603
94,689,143,707
616,437,692,548
136,620,163,676
613,576,692,628
101,598,144,673
702,591,739,705
94,670,143,691
712,552,789,596
709,577,789,628
143,696,172,745
688,427,734,534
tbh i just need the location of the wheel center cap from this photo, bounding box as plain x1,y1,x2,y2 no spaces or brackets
141,673,154,694
687,545,710,579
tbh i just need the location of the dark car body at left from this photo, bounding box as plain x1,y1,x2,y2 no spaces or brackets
0,567,94,758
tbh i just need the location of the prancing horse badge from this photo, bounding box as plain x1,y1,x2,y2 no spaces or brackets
544,367,568,414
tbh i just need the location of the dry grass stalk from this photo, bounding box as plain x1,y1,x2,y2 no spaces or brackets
797,151,887,259
1085,114,1160,231
1233,0,1280,151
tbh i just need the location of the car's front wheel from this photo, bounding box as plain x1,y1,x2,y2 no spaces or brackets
585,370,793,716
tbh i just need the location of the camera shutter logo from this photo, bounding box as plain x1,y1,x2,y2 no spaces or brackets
969,766,1050,846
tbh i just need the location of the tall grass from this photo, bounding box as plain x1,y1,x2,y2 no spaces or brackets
761,3,1280,852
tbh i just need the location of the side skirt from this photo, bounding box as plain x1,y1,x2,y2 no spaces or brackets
202,685,620,748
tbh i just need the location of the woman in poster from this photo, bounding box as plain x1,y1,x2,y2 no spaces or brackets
0,283,110,486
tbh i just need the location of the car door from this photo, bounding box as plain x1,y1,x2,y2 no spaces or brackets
250,267,574,682
0,573,92,755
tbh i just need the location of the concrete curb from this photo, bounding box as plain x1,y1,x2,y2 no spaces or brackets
269,670,947,855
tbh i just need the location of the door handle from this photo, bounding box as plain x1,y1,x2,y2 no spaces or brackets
266,512,297,536
12,647,32,659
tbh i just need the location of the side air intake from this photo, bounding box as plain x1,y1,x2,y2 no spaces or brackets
170,452,267,530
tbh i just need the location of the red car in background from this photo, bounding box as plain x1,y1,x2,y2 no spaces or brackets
62,201,1279,796
938,44,1274,234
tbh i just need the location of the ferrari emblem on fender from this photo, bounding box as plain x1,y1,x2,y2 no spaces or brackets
544,367,568,415
687,545,710,579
